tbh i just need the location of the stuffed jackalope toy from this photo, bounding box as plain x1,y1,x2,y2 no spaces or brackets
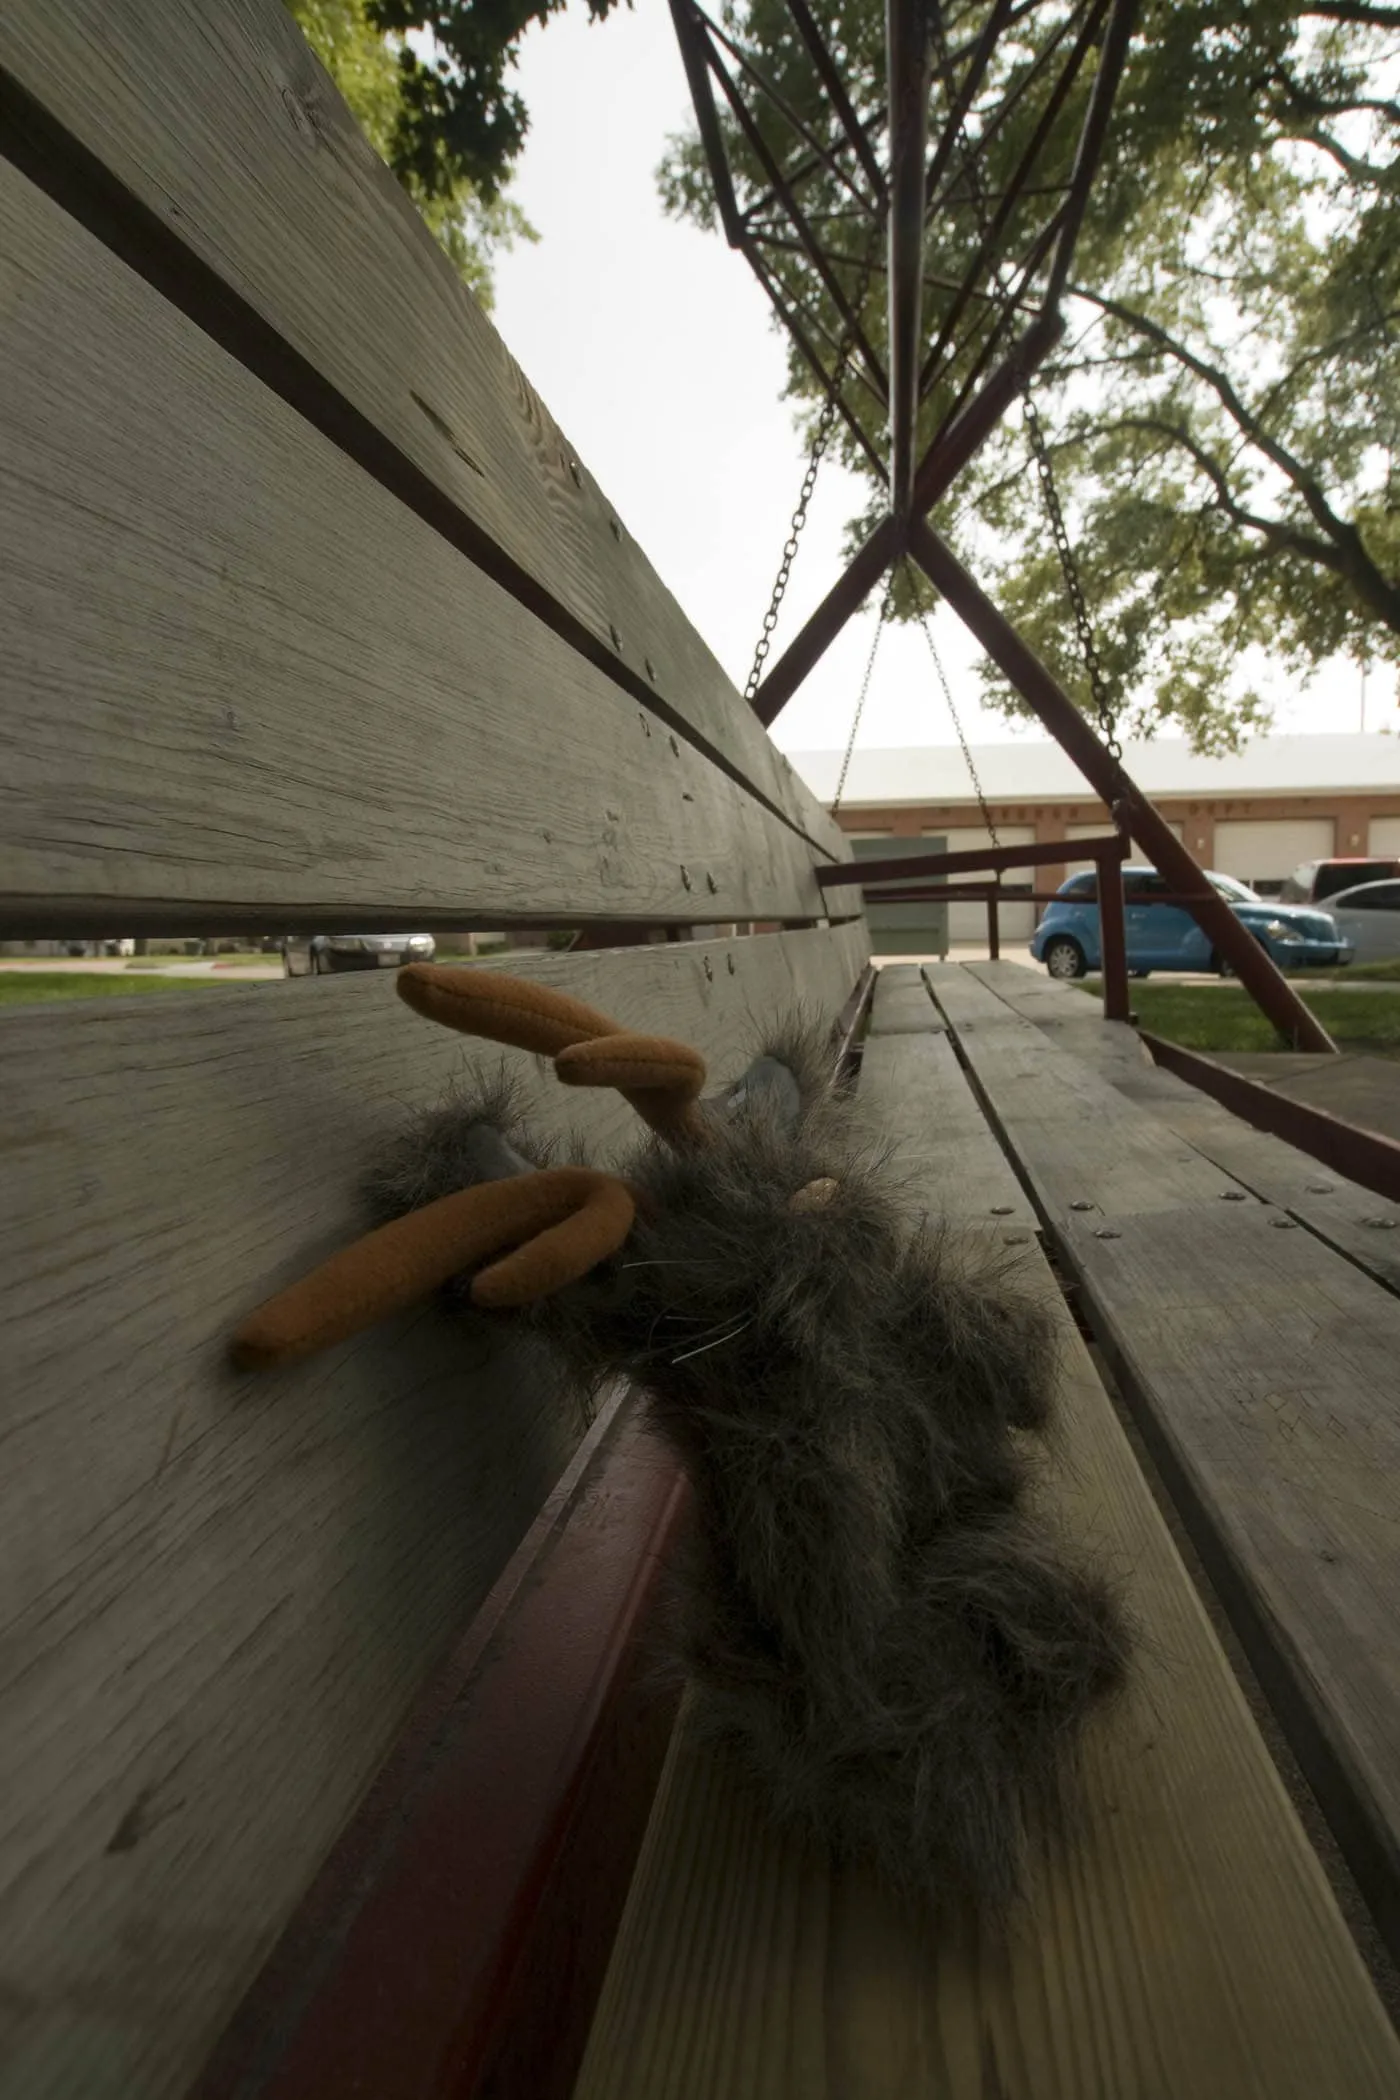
233,964,1128,1915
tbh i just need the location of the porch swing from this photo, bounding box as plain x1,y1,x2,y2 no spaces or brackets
6,1,1400,2096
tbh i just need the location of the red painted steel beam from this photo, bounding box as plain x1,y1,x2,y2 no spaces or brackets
922,0,1020,210
818,832,1126,886
705,34,889,398
695,2,878,214
754,314,1061,731
911,309,1062,512
1143,1036,1400,1207
925,0,1106,228
887,0,933,516
668,0,745,246
753,514,903,728
787,0,888,203
1043,0,1141,308
746,251,890,479
1096,849,1132,1022
905,515,1337,1052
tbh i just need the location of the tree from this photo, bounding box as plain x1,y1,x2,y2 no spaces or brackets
661,2,1400,749
288,0,539,305
359,0,624,199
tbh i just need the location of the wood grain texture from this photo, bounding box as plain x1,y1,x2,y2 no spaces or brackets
967,967,1400,1302
924,965,1242,1217
575,1006,1400,2100
866,964,943,1035
929,964,1400,1962
0,163,857,932
0,0,841,865
0,924,863,2100
859,1039,1038,1230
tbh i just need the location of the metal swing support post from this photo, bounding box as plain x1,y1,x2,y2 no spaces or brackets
669,0,1335,1054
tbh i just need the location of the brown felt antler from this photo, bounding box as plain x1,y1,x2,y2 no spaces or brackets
397,965,708,1146
231,1168,635,1369
230,965,707,1372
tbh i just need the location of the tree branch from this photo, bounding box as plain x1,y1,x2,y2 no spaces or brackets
1305,4,1400,25
1110,415,1347,570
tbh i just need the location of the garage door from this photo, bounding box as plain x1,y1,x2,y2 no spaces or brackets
850,835,949,958
1213,817,1334,893
1371,816,1400,856
1064,819,1180,879
922,825,1036,941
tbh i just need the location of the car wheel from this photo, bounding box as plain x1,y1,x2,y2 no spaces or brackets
1130,969,1150,979
1043,936,1086,980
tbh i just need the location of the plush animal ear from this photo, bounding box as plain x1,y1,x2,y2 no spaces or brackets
230,1168,635,1371
398,964,707,1146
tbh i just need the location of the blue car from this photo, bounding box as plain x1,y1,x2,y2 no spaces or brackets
1030,866,1351,979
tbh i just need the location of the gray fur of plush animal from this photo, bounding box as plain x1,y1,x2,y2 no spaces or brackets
368,1024,1129,1916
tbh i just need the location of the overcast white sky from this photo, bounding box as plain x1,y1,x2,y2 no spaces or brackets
488,0,1390,758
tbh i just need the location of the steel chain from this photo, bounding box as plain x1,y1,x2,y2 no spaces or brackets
744,237,882,704
832,570,896,813
927,12,1124,763
913,584,999,848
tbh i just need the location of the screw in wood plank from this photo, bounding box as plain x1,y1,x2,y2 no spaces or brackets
568,459,582,487
1365,1217,1398,1230
669,734,680,756
1307,1182,1334,1194
1003,1234,1029,1245
610,624,623,651
1220,1190,1247,1201
609,517,622,540
1069,1200,1093,1211
1093,1227,1121,1239
706,872,719,894
645,658,657,681
727,953,736,975
1270,1217,1297,1228
703,957,713,981
990,1205,1013,1216
639,712,651,736
680,866,692,891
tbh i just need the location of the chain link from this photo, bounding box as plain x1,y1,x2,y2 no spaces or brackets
926,12,1123,763
832,570,895,813
914,579,1000,848
744,238,882,704
1020,392,1123,759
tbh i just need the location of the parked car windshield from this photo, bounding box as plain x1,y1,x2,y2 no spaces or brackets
1207,874,1259,904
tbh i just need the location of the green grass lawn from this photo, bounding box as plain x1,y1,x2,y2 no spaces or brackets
0,972,237,1008
1289,957,1400,982
1077,979,1400,1054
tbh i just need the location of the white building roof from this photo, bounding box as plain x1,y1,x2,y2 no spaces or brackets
786,732,1400,808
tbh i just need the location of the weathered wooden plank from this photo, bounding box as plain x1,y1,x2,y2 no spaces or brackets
924,965,1241,1217
0,922,863,2100
859,1037,1037,1229
968,964,1400,1293
867,964,944,1035
0,162,858,933
929,964,1400,1961
575,1040,1400,2097
0,0,843,866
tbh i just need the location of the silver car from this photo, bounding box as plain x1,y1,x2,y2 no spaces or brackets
1321,879,1400,965
283,933,436,976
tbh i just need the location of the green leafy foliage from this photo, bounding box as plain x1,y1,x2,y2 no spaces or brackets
287,0,540,304
661,2,1400,747
363,0,625,200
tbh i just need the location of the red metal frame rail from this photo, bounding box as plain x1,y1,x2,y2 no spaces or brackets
667,0,1336,1058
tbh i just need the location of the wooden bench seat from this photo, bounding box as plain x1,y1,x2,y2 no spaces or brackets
573,963,1400,2099
7,0,1400,2085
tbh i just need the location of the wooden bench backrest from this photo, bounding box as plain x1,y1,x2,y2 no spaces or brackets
0,9,865,2090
